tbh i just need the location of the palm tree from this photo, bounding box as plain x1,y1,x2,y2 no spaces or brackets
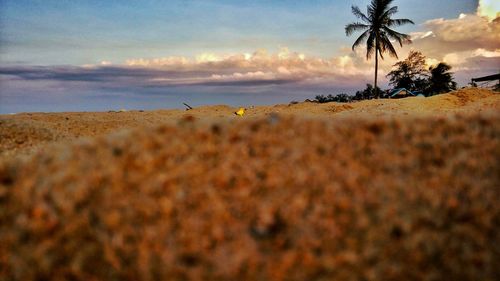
345,0,414,98
428,63,457,95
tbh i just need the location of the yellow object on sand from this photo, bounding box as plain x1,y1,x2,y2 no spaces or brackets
235,108,245,116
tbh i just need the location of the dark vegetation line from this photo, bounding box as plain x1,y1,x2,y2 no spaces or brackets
312,51,459,104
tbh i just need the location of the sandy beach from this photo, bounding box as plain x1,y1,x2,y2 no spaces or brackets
1,88,498,159
0,88,499,280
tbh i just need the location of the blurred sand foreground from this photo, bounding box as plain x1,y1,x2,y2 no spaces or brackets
0,88,499,280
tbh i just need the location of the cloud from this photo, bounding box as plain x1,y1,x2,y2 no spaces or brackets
410,0,499,57
124,47,371,76
442,49,500,71
0,48,375,91
0,66,169,82
478,0,500,21
410,31,435,40
421,14,500,51
2,40,494,94
400,3,500,83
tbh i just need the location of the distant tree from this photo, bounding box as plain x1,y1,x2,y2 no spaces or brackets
345,0,414,98
315,95,331,103
387,51,429,91
353,84,382,100
353,92,363,101
427,63,457,95
314,93,352,103
335,94,351,103
314,95,327,103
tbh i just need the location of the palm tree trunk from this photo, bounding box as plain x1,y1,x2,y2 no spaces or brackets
374,47,379,99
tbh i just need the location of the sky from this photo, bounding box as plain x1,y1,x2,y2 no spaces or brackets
0,0,499,113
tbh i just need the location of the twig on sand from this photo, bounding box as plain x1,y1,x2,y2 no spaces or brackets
183,103,193,111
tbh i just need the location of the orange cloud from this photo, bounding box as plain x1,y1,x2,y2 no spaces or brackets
422,14,500,50
401,7,500,80
123,47,373,86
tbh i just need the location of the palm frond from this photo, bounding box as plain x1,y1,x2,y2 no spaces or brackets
366,32,376,59
379,34,399,59
387,18,414,27
351,30,371,51
383,27,412,46
387,31,403,47
378,43,385,60
351,6,370,23
368,1,377,18
370,7,378,19
382,6,398,18
383,0,396,8
345,22,369,36
371,0,393,19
